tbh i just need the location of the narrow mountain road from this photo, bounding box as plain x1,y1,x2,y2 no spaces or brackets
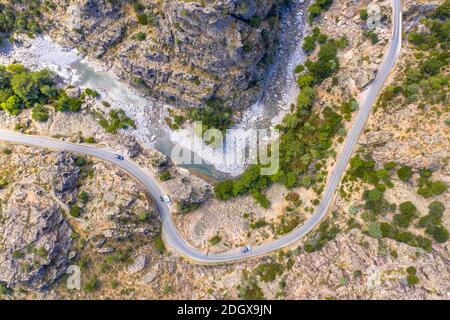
0,0,402,264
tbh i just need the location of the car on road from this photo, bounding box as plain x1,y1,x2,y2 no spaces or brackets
163,195,173,205
241,246,252,254
115,154,124,161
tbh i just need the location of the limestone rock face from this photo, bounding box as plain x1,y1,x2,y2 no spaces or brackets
47,152,80,205
0,184,72,290
164,169,212,209
359,131,393,146
44,0,283,110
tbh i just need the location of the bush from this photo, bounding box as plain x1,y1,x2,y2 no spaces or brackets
159,170,171,181
256,262,284,282
406,267,419,285
360,9,368,21
209,234,222,246
98,109,136,134
186,99,233,134
417,178,447,197
368,222,382,239
302,36,316,53
78,191,90,205
397,166,413,182
393,201,417,228
428,201,445,218
31,104,49,122
1,95,22,115
134,32,146,41
433,0,450,19
251,190,271,209
54,92,82,112
428,225,449,243
84,277,99,292
153,234,165,254
69,205,82,218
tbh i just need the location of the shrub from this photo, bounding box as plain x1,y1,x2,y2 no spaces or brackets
54,93,82,112
98,109,136,134
159,170,171,181
153,234,165,254
417,179,447,197
256,262,284,282
251,190,271,209
428,201,445,218
360,9,368,21
31,104,49,122
134,32,146,41
78,191,90,205
1,95,23,115
393,201,417,228
186,99,233,134
368,222,382,239
397,166,413,182
433,0,450,19
84,277,99,292
209,234,222,246
237,275,265,300
302,36,316,53
69,205,82,218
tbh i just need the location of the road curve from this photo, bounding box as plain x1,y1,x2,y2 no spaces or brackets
0,0,401,264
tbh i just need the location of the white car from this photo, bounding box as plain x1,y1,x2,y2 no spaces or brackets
163,195,173,205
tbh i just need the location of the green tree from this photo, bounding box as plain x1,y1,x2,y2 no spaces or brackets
397,166,413,182
1,95,22,115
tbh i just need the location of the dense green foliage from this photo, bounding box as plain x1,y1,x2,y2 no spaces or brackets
0,64,90,120
418,201,449,243
0,65,55,115
98,109,136,134
417,176,448,198
379,5,449,109
31,104,49,122
208,234,222,246
186,99,233,136
70,205,82,218
0,1,47,37
303,220,340,252
159,170,171,181
345,153,447,251
256,262,284,282
406,266,420,285
397,166,413,182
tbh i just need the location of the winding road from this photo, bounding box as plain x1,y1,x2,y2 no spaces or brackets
0,0,402,264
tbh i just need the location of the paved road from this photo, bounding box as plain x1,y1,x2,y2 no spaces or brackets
0,0,401,263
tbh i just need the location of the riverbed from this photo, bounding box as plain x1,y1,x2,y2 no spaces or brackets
0,0,309,180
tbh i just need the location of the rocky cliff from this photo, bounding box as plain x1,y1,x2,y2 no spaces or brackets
41,0,284,110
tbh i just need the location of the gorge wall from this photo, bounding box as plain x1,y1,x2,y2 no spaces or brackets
40,0,285,110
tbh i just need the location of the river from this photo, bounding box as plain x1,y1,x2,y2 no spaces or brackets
0,0,309,180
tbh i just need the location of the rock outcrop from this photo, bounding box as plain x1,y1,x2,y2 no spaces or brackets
42,0,284,110
47,152,80,205
0,184,72,290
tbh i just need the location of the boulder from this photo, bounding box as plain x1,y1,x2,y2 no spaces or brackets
127,254,147,274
